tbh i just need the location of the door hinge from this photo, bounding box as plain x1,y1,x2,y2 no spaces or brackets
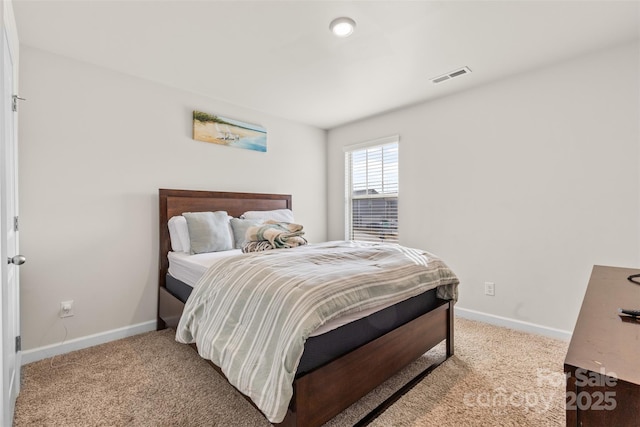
12,95,25,112
15,336,21,353
14,216,18,232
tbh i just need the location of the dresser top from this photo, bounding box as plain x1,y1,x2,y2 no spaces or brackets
565,265,640,385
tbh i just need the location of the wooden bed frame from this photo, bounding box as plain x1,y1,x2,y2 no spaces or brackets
157,188,454,427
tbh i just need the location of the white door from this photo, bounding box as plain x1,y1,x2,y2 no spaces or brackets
1,20,21,426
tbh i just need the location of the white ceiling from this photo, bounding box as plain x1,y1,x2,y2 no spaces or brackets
13,0,640,129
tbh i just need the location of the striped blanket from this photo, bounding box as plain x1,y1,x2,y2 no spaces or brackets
242,221,307,253
175,241,458,423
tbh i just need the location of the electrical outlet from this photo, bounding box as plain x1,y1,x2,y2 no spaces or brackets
59,300,74,318
484,282,495,296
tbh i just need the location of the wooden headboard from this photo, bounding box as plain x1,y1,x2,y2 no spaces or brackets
158,189,292,289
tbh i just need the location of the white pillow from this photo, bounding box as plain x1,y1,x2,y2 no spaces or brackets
168,216,190,253
241,209,294,223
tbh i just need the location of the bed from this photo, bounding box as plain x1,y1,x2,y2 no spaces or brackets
157,188,458,426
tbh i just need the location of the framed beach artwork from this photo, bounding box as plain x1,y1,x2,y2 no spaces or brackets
193,110,267,152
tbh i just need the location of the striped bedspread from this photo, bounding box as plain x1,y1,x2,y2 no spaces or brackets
175,241,459,423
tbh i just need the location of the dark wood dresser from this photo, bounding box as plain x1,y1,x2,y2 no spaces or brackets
564,265,640,426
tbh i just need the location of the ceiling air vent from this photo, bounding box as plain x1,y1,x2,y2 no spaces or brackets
431,66,472,84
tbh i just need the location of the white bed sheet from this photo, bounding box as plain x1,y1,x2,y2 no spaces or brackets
167,250,408,337
169,250,242,287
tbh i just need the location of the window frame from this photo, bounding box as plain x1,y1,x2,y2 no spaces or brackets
344,135,399,243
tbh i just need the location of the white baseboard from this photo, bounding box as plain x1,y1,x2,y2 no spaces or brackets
455,307,572,341
21,320,157,365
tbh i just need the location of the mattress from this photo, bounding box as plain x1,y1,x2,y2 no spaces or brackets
168,249,429,337
167,272,439,375
166,249,443,375
168,250,242,288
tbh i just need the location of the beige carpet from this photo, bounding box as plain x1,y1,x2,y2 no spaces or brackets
14,318,568,426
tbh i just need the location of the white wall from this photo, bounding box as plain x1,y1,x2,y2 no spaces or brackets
328,42,640,333
18,46,327,351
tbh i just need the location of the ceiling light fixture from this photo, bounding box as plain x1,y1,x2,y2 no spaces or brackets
329,17,356,37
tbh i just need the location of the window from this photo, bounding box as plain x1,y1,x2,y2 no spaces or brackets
345,136,399,243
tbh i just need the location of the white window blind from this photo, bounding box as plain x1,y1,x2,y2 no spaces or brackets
345,136,399,243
